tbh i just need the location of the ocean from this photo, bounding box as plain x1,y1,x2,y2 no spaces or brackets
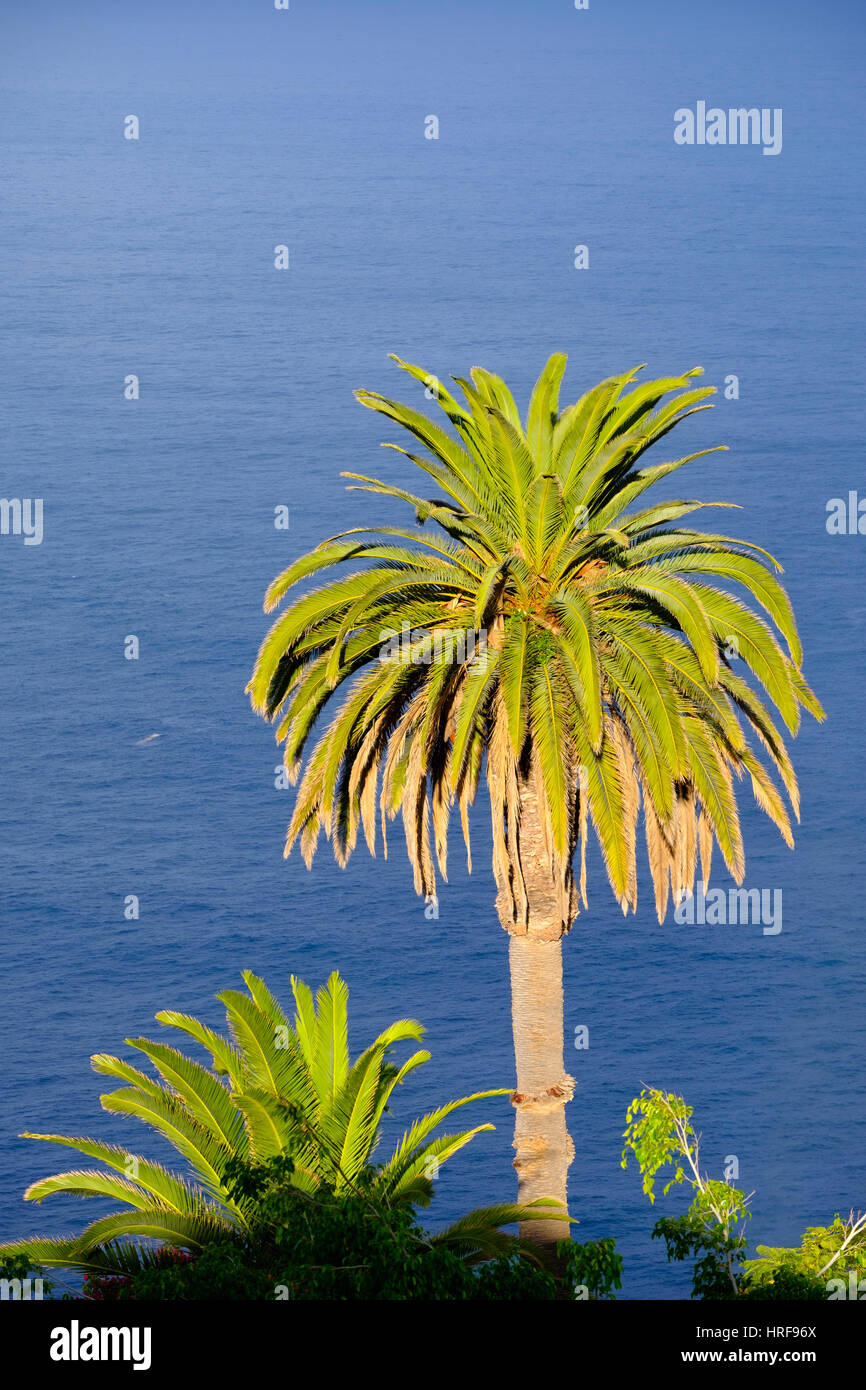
1,0,864,1298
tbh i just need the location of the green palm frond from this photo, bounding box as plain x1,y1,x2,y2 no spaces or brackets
383,1125,498,1206
432,1199,573,1265
0,1235,139,1275
18,1135,206,1215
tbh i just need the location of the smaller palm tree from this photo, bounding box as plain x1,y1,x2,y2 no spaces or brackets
0,971,561,1276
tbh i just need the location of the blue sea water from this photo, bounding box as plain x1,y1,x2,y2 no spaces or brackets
1,0,864,1299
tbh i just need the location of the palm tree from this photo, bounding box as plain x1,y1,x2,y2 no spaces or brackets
0,970,553,1275
247,355,823,1251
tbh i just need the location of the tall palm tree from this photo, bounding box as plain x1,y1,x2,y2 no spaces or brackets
247,355,823,1251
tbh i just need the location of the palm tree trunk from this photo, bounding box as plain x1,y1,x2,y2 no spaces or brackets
500,773,575,1255
508,934,574,1251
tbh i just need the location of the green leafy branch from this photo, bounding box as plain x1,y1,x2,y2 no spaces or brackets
622,1085,752,1296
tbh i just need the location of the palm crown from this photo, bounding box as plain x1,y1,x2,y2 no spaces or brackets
248,354,823,931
